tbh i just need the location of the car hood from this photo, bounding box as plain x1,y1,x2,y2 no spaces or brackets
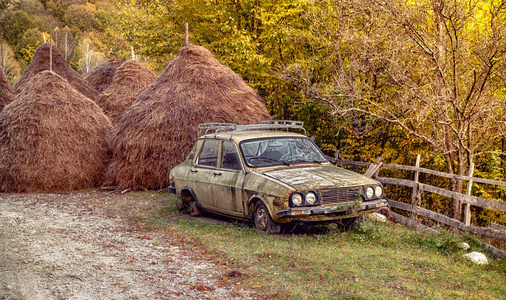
261,165,378,190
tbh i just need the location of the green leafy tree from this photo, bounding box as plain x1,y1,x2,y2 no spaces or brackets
3,10,36,45
113,0,308,89
65,3,101,33
16,27,44,68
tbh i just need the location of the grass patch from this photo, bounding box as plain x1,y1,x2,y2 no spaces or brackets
80,191,506,299
172,217,506,299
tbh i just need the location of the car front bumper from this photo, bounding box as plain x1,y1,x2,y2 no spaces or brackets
276,199,388,220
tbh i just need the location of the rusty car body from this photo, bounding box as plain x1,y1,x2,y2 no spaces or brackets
168,120,388,233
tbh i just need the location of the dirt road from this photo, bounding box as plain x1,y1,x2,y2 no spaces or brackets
0,192,251,299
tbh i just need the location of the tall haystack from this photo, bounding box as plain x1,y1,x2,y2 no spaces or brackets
0,70,112,192
97,60,157,125
0,68,14,112
83,59,123,93
105,44,270,190
14,43,99,101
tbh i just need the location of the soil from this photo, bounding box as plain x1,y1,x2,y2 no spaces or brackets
0,192,252,299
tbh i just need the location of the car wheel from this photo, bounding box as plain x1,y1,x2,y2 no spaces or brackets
338,215,365,231
189,202,201,216
254,202,281,234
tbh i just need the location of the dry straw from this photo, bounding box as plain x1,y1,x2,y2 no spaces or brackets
0,67,14,112
105,44,271,190
97,60,157,125
0,70,112,192
14,43,99,101
83,59,123,93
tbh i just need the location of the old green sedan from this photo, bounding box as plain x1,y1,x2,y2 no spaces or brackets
168,121,388,233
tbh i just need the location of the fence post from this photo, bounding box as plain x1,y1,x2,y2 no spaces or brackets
411,154,421,226
464,163,475,226
364,157,383,178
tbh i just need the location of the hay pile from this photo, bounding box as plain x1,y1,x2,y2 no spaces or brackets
0,70,112,192
14,44,99,101
83,59,123,93
0,68,14,112
97,60,157,125
105,44,270,190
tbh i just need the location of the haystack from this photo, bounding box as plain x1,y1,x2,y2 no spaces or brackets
97,60,157,125
0,70,112,192
83,59,123,93
105,44,270,190
0,68,14,112
14,43,99,101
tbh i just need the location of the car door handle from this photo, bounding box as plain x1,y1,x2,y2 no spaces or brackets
213,171,222,176
190,168,198,173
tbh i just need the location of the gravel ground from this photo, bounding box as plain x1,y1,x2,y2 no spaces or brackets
0,192,252,299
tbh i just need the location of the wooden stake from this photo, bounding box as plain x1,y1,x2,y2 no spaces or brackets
1,33,4,71
184,23,189,46
49,35,53,72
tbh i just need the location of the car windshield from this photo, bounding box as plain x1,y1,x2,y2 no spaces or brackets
240,137,328,167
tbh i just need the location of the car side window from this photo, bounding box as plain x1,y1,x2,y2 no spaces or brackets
196,139,219,167
221,141,242,171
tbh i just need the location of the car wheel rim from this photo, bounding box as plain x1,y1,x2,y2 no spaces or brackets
256,206,268,231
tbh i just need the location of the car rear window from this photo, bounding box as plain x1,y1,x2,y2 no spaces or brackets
196,139,219,167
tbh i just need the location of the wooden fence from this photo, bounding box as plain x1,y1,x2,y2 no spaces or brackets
326,154,506,244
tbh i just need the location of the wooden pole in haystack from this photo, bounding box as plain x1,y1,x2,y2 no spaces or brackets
184,23,189,46
49,35,53,72
1,33,4,71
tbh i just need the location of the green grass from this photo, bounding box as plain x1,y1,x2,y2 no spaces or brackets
171,219,506,299
89,191,506,299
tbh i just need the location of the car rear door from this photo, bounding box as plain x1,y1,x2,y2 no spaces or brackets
209,140,246,217
187,139,220,209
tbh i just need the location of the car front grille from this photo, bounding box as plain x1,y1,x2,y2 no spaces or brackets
320,186,362,204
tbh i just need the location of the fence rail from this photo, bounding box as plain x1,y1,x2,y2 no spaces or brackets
326,155,506,242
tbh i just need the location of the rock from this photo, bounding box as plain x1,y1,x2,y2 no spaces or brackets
457,242,470,251
368,212,387,222
463,252,488,265
6,285,12,290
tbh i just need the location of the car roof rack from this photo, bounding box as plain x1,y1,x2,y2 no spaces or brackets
198,120,306,136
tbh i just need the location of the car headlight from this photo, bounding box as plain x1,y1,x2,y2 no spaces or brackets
375,186,383,198
306,192,317,205
292,193,303,206
366,186,374,199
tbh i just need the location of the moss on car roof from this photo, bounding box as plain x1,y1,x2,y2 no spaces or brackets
201,130,307,143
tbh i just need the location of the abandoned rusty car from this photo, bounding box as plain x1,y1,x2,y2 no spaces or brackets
168,120,388,233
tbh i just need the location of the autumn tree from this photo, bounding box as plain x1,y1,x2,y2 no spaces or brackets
52,26,76,61
0,38,21,84
78,36,105,73
369,0,506,219
283,0,506,219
